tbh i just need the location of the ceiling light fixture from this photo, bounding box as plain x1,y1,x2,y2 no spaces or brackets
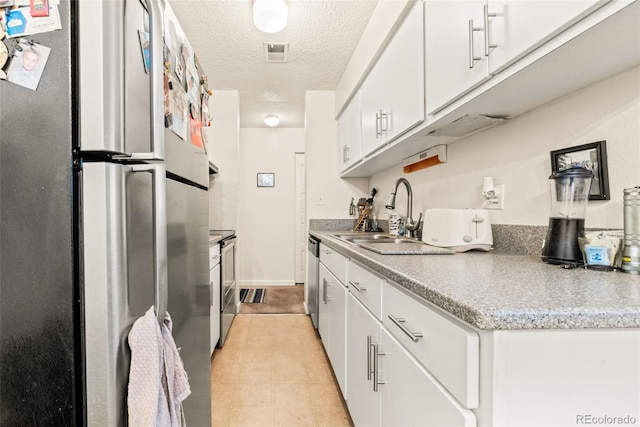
264,114,280,127
253,0,288,33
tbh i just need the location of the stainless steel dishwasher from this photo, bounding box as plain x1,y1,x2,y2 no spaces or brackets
307,235,320,328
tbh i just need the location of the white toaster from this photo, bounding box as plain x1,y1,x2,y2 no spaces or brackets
421,209,493,252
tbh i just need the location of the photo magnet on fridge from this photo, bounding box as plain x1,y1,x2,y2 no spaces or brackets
5,38,50,90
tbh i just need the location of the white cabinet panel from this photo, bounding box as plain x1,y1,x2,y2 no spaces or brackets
319,243,347,285
425,1,491,115
487,0,608,74
318,262,348,396
425,0,609,115
338,91,362,171
384,0,425,140
383,282,479,409
210,243,221,355
348,260,383,320
380,327,476,427
318,263,331,352
210,263,220,355
488,329,640,426
347,295,382,427
360,58,387,157
329,275,348,396
361,1,425,157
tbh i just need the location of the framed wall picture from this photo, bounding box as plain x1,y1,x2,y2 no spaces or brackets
550,141,610,200
257,173,275,187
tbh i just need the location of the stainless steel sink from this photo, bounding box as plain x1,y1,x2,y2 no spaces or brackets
329,232,455,255
330,233,419,245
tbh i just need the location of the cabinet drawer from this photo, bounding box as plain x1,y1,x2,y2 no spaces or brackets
348,261,382,321
382,282,479,409
209,244,220,270
320,243,347,285
210,244,220,268
380,327,476,427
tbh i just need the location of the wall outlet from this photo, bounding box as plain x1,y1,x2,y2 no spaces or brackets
482,184,505,210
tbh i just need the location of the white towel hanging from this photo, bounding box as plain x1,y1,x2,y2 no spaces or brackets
128,306,191,426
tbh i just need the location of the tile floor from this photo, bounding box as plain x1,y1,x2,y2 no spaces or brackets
210,314,353,427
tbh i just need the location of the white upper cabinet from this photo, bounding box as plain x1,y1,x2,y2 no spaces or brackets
384,1,426,145
487,0,608,74
361,1,425,157
360,57,387,157
425,0,609,115
338,91,362,172
425,1,492,115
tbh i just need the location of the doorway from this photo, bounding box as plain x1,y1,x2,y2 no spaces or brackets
294,152,306,284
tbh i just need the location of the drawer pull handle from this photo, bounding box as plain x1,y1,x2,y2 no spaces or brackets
349,281,366,292
367,335,372,381
388,314,424,342
373,343,385,392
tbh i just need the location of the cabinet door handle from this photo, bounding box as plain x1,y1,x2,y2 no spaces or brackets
468,19,482,68
379,109,388,135
373,343,385,392
388,314,424,342
367,335,373,381
349,281,366,292
375,112,380,138
322,278,328,303
325,281,332,302
483,4,498,56
343,145,350,163
322,249,332,255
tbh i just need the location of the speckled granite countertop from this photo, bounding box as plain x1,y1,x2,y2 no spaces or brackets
310,230,640,330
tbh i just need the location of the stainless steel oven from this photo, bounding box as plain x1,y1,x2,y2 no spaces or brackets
219,234,236,346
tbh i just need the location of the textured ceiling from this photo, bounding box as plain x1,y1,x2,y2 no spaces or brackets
168,0,377,128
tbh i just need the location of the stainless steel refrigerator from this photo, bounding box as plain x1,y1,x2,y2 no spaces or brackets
0,0,211,425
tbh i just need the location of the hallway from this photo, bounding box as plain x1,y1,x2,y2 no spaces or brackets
211,315,353,426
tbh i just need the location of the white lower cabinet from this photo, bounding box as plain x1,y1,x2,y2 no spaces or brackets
210,243,221,356
320,247,640,426
380,326,476,427
383,281,479,409
319,262,348,396
347,295,382,427
346,284,475,426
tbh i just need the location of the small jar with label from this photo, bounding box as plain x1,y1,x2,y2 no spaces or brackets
389,211,400,236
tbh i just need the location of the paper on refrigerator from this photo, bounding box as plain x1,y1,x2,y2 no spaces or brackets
5,0,61,38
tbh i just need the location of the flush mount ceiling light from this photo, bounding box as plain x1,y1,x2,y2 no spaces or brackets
253,0,288,33
264,114,280,127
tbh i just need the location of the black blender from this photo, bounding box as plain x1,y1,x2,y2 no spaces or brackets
541,167,593,266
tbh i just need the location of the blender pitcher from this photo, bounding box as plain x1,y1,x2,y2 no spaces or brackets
541,167,593,265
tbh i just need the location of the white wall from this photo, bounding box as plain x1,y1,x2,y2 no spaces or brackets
368,66,640,229
207,90,240,231
238,128,305,286
305,91,370,221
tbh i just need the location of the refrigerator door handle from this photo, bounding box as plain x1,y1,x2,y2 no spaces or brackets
123,0,165,162
132,164,168,323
